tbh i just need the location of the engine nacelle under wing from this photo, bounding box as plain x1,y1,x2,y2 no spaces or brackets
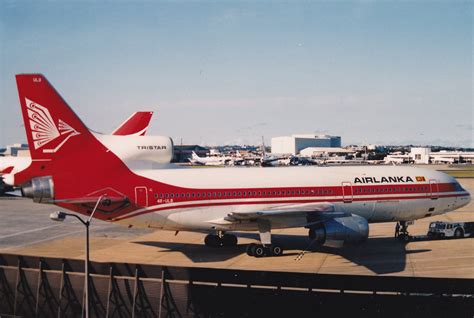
309,214,369,248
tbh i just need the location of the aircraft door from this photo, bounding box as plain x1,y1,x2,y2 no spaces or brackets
430,179,439,200
342,182,353,203
135,186,148,207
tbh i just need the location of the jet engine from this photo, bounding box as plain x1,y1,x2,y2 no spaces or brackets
309,214,369,247
21,176,54,203
95,135,174,164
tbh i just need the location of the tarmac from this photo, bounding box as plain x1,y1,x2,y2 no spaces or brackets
0,177,472,279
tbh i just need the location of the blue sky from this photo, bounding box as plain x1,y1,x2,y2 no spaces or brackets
0,1,472,147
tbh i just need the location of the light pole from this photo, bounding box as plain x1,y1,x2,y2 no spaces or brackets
50,195,103,318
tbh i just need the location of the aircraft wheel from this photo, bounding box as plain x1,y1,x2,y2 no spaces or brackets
253,245,265,258
222,234,238,247
270,245,283,256
399,234,410,242
246,243,257,256
204,234,223,247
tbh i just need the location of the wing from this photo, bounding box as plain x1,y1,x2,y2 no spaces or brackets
209,202,350,227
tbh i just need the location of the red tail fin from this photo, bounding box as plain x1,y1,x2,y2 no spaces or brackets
14,74,119,186
14,74,154,219
16,74,91,160
111,111,153,136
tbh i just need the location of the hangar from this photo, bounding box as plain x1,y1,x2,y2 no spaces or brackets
271,134,341,155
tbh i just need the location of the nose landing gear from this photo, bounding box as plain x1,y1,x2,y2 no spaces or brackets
396,221,413,242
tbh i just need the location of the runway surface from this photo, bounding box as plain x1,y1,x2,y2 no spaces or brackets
0,178,472,278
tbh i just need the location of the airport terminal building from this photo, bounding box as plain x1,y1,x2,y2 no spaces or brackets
271,134,341,155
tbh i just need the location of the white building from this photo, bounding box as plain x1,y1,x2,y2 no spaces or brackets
430,150,474,164
271,134,341,155
0,143,29,156
411,147,431,164
384,147,474,164
300,147,354,157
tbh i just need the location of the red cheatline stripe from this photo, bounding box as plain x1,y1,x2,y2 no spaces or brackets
112,192,468,222
143,182,457,204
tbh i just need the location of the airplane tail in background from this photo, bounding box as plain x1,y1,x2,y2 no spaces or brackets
111,111,153,136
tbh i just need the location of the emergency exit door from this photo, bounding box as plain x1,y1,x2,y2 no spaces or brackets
429,179,439,200
135,186,148,207
342,182,353,203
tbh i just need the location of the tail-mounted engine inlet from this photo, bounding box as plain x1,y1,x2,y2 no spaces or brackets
21,176,54,203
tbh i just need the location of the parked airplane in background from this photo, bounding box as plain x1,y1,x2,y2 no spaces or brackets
12,74,471,258
188,151,231,166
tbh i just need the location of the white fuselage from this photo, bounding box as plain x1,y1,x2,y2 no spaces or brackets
0,156,32,185
113,165,471,232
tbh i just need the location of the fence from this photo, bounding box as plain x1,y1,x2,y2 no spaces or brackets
0,253,473,317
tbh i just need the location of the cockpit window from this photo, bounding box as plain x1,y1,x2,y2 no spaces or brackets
453,182,466,192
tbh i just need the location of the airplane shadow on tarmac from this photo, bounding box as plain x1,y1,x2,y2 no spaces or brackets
134,233,431,275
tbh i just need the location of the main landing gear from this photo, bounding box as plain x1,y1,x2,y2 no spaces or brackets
396,221,413,242
245,243,283,257
204,232,238,247
245,219,284,257
205,220,284,257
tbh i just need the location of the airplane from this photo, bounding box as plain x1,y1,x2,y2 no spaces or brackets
0,111,156,191
12,74,471,258
261,153,292,166
188,151,231,166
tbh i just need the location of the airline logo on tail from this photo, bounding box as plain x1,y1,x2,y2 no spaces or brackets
26,97,80,153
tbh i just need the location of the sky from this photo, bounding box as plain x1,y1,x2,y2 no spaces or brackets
0,1,472,148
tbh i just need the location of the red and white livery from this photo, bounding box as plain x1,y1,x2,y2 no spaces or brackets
13,74,471,257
